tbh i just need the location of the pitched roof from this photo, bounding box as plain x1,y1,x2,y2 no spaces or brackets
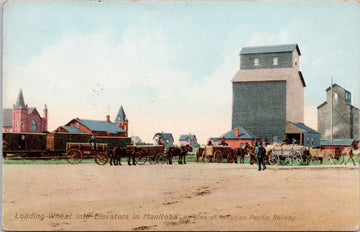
61,126,84,133
115,105,128,123
320,139,354,146
220,127,259,140
325,83,340,92
75,119,126,134
232,67,306,87
240,44,300,55
15,89,26,109
2,108,13,127
289,122,320,134
209,137,219,142
317,101,327,109
28,107,35,116
179,134,196,141
153,133,173,141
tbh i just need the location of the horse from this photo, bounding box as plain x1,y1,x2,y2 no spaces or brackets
264,145,273,165
234,147,246,164
243,142,257,165
109,147,138,166
168,145,193,164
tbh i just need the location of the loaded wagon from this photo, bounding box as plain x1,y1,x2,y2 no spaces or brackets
269,145,311,165
196,145,234,163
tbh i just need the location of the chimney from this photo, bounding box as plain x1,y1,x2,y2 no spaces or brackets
106,115,110,122
235,127,239,138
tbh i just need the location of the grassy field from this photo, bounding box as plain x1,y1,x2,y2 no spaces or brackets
2,154,359,165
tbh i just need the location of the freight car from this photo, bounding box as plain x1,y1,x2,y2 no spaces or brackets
2,132,131,158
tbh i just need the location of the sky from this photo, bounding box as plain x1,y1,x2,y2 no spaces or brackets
2,0,360,145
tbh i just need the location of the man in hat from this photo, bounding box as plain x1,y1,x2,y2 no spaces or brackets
255,140,266,171
88,134,98,150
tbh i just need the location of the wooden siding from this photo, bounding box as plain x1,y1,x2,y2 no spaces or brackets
318,85,359,140
240,52,293,70
232,81,286,143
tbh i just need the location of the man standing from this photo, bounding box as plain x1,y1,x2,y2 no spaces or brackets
344,146,355,166
88,134,98,150
255,140,266,171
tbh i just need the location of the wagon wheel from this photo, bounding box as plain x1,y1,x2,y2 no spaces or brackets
332,154,344,165
95,152,108,165
148,155,157,165
214,150,223,163
291,151,302,166
269,154,279,165
195,153,200,162
66,148,83,164
249,154,257,165
202,150,212,162
226,152,235,163
135,152,147,165
156,153,166,164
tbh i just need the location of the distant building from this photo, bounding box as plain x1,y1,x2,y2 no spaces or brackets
232,44,305,143
208,137,219,146
114,105,129,137
285,121,320,147
320,139,356,151
178,134,197,146
55,105,129,137
2,89,48,132
317,84,359,140
218,127,259,149
131,136,142,144
153,132,174,147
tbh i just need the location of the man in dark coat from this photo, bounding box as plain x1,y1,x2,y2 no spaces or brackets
88,134,98,150
255,140,266,171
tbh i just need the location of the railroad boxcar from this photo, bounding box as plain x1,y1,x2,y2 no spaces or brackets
2,132,131,158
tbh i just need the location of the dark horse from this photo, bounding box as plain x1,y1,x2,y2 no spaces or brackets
109,147,140,166
168,145,193,164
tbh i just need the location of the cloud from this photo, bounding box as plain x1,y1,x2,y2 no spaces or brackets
9,24,236,144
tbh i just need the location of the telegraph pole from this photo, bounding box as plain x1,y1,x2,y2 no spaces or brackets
331,77,333,144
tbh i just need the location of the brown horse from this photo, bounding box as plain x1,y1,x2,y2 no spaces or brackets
235,147,247,164
109,147,139,166
243,142,257,165
168,145,193,164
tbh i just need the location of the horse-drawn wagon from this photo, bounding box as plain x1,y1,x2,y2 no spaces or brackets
65,142,109,165
196,145,234,163
127,145,166,165
269,145,311,165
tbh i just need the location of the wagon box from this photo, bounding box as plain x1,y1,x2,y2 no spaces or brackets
46,132,91,152
196,145,234,163
65,142,109,165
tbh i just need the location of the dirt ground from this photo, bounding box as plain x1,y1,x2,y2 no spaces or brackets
2,163,359,231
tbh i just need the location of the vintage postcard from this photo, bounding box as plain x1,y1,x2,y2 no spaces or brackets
1,0,360,231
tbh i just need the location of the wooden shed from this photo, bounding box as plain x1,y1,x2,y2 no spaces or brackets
285,121,321,147
320,139,356,151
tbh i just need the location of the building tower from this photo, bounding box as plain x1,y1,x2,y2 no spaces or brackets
115,105,129,137
317,84,359,140
12,89,28,132
232,44,306,143
43,104,48,132
5,89,48,133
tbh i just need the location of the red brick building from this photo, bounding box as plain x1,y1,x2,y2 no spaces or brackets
55,105,129,137
2,89,48,132
218,127,259,149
